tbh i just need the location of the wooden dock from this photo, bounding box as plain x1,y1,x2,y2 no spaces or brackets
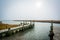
0,23,34,37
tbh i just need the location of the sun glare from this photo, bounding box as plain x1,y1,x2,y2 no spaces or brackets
36,2,43,8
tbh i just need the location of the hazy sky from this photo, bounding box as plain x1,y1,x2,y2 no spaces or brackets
0,0,60,20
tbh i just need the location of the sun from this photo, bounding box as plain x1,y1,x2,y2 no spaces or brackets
36,2,43,8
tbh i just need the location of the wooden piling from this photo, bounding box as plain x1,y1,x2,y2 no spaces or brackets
49,22,54,40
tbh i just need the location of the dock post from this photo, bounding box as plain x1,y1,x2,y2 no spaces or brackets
49,22,54,40
8,28,10,31
21,21,24,28
22,21,24,31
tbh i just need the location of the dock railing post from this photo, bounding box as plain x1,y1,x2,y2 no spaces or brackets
8,28,10,31
21,21,24,27
49,21,54,40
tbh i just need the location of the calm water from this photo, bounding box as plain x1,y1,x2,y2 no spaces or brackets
0,21,60,40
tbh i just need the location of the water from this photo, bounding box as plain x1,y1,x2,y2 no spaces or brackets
0,21,60,40
53,24,60,40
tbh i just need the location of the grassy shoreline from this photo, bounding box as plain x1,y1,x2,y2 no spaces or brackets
0,23,20,30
